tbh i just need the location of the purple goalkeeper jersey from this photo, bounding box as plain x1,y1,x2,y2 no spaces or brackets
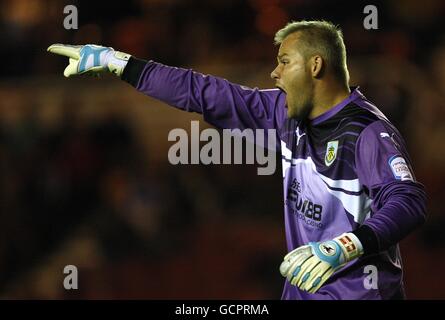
122,59,427,300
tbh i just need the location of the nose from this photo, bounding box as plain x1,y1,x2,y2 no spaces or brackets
270,65,280,80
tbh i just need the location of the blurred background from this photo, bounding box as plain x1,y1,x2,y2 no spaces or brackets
0,0,444,299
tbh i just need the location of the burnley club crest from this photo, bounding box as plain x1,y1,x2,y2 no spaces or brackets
325,140,338,166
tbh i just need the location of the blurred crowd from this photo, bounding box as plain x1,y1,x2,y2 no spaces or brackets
1,0,445,298
0,80,285,298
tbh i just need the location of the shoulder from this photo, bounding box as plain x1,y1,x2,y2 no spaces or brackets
351,97,403,148
341,91,401,142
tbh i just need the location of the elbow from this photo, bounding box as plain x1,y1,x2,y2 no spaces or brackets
416,186,428,226
400,182,428,230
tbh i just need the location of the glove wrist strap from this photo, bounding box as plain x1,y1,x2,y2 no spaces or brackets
107,51,131,77
333,232,364,262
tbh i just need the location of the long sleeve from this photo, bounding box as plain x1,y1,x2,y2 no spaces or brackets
121,57,287,133
353,120,427,254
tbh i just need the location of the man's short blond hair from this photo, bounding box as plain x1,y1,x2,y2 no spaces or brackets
275,20,349,86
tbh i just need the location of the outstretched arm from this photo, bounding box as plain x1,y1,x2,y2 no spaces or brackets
48,44,287,133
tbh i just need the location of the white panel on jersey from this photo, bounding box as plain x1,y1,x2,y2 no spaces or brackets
281,142,372,223
281,140,292,178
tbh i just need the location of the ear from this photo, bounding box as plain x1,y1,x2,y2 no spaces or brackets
310,55,323,78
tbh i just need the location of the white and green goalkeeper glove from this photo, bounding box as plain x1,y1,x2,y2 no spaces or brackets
47,44,131,77
279,233,364,293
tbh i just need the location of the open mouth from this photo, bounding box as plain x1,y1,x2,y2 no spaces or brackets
276,84,286,93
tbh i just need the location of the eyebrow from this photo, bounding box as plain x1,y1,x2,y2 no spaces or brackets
277,53,289,60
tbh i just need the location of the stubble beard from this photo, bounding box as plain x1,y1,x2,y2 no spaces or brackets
288,91,313,123
287,70,314,122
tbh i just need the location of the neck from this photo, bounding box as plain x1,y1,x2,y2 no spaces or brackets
310,82,350,119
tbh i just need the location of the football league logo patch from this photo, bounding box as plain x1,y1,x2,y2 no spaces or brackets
325,140,338,166
389,155,414,181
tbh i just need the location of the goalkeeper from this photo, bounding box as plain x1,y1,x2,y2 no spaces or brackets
48,20,427,300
